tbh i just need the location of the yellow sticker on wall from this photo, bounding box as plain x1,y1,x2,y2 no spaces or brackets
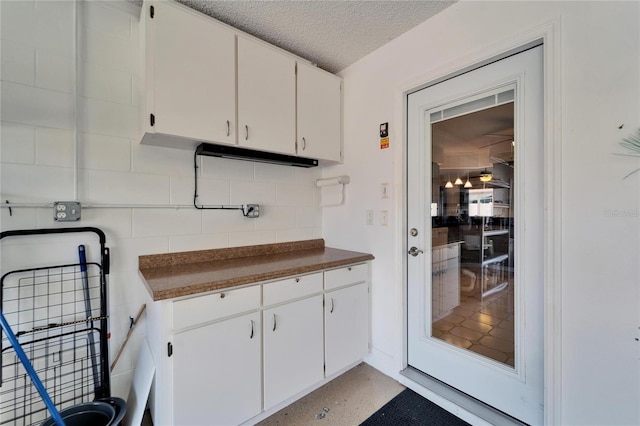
380,137,390,149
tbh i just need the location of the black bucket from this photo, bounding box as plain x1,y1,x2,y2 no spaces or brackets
41,397,127,426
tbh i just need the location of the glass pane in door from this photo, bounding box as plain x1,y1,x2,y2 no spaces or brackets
429,95,515,367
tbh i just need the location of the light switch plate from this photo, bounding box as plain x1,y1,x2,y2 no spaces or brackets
381,183,390,199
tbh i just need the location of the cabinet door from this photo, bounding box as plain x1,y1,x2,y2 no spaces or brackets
297,62,342,162
263,295,324,410
149,1,236,145
238,36,296,155
325,283,369,377
173,312,261,426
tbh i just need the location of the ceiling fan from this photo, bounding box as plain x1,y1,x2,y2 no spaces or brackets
490,156,514,168
477,132,514,149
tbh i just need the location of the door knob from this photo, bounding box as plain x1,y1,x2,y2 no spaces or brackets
408,247,424,257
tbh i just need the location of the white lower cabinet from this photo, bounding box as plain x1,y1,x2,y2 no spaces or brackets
324,282,369,377
263,295,324,409
150,263,370,425
432,243,460,321
173,311,262,426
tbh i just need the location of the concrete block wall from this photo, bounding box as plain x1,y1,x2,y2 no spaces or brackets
0,0,322,399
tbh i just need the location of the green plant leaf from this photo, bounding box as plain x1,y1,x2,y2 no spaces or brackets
620,129,640,153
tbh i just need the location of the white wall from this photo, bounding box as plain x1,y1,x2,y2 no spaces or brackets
0,0,322,401
3,0,639,423
324,1,640,425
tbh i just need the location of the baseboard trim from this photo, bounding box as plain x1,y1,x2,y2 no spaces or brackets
400,366,527,426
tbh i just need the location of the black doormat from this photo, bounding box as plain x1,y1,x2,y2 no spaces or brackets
360,388,470,426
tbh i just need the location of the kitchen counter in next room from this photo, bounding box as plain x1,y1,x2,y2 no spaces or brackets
138,239,375,301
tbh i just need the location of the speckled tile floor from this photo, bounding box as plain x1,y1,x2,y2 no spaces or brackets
257,363,405,426
139,363,403,426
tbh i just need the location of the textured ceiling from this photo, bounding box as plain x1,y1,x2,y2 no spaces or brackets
174,1,456,73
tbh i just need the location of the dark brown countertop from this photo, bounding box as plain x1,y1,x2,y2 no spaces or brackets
139,239,374,301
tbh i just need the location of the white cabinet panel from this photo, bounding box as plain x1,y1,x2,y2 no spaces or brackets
144,1,236,146
431,244,460,321
263,295,324,410
297,62,342,162
324,263,368,291
150,261,370,425
442,257,460,313
263,272,323,306
173,285,260,330
238,36,296,155
173,312,262,426
141,1,344,165
324,282,369,377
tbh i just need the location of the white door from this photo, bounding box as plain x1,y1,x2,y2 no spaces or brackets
407,46,543,425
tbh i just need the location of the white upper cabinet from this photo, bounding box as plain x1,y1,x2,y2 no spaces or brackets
142,1,236,147
297,62,342,162
237,36,296,155
140,0,342,164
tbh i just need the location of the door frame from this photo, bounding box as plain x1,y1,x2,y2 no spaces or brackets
398,20,562,425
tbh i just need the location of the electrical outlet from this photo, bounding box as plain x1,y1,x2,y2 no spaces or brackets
242,204,260,218
53,202,81,221
366,210,374,225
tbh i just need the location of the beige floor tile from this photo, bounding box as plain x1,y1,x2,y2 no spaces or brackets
429,271,517,365
442,313,466,325
452,304,479,317
450,326,484,342
479,335,514,353
468,345,510,364
497,318,515,331
142,364,405,426
439,333,473,349
489,326,514,341
471,312,502,326
257,363,405,426
480,305,510,318
433,319,456,332
461,318,492,333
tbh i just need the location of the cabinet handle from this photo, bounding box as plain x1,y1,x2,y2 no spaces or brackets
330,298,334,313
302,137,306,150
295,278,300,283
249,320,254,339
245,125,249,141
226,120,230,137
272,313,277,331
219,293,225,299
348,267,352,271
